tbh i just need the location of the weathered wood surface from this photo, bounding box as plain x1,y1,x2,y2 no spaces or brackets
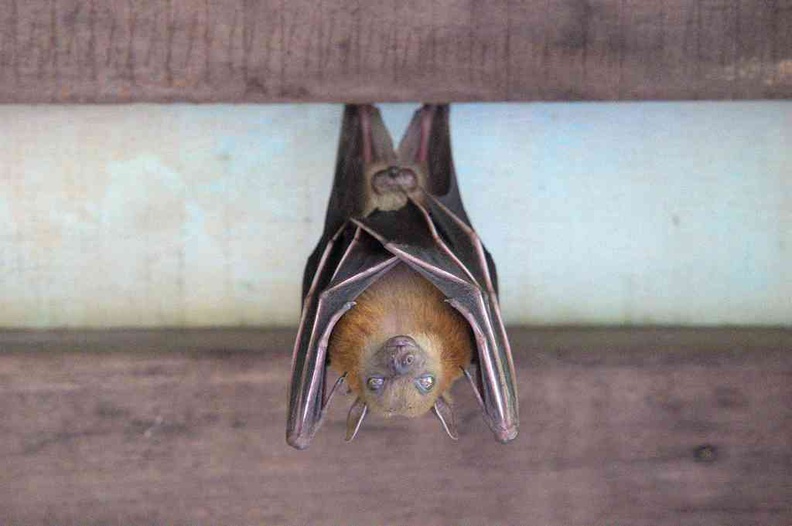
1,327,790,525
0,0,790,103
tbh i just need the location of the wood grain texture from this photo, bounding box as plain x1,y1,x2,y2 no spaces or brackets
1,327,790,525
0,0,789,102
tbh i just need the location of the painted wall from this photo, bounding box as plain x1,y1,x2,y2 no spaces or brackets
0,102,789,328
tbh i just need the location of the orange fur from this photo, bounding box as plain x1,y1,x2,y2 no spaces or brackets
328,263,473,396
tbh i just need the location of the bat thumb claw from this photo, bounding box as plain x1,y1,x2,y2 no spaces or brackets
345,397,368,442
433,396,459,440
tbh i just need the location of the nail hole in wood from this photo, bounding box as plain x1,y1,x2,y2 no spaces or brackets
693,444,718,463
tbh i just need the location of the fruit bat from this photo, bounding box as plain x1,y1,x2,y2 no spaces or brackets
286,104,518,449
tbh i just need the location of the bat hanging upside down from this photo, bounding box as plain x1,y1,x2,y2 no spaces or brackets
286,104,518,448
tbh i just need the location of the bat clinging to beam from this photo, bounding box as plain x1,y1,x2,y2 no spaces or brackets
286,104,518,449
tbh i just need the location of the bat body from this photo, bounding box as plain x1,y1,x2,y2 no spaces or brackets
287,104,518,449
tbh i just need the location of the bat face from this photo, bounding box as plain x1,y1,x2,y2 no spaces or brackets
328,263,473,420
359,334,443,418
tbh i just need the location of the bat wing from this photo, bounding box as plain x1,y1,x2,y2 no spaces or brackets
399,104,517,441
287,224,399,449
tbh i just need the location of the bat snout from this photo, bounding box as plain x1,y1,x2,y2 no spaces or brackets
381,335,423,376
390,349,417,375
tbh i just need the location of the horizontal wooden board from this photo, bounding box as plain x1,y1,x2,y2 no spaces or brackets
1,327,790,525
0,0,790,102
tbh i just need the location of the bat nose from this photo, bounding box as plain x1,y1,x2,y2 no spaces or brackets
390,348,416,375
381,335,422,375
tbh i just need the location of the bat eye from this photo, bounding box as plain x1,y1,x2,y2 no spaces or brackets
366,377,385,391
415,375,435,393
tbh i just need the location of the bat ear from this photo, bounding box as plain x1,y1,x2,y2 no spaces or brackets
358,104,397,166
345,397,368,442
398,104,435,164
397,104,454,197
432,395,459,440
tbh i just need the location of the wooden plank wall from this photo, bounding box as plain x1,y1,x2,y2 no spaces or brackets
0,0,790,103
1,328,790,525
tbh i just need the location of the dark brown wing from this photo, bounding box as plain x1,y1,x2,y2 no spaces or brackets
287,224,399,449
400,104,517,441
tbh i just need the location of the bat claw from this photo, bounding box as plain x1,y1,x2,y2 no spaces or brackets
345,397,368,442
433,396,459,440
322,373,347,410
462,366,485,411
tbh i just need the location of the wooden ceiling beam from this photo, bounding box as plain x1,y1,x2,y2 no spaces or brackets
0,0,789,103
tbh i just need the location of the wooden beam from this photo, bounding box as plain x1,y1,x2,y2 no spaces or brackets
0,0,789,103
1,327,790,524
